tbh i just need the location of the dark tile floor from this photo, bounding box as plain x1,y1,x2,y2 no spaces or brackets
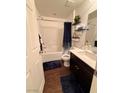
43,60,71,93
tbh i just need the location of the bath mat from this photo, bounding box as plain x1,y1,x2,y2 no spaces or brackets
60,74,84,93
43,60,61,71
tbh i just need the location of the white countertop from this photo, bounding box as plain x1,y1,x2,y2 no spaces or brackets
70,47,97,70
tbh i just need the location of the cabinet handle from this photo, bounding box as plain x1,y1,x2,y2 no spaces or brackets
75,65,80,70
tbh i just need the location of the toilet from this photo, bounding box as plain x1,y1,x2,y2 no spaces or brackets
61,53,70,67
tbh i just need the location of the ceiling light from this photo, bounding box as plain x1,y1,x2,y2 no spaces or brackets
65,0,75,7
68,0,75,3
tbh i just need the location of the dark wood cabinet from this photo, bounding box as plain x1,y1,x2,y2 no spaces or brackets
70,53,94,93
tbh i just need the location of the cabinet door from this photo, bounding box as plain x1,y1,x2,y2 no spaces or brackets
70,53,79,76
77,59,94,93
78,68,93,93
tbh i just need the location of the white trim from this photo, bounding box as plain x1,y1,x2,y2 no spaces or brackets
38,79,45,93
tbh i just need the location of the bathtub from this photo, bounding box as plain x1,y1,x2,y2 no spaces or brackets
42,51,63,63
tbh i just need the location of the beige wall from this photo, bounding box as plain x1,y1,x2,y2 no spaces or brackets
67,0,97,48
26,0,45,93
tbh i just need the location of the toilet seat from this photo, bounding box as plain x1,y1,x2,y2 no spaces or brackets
61,54,70,67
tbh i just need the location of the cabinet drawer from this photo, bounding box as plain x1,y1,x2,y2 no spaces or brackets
71,53,94,74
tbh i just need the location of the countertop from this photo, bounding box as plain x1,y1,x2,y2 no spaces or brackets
70,47,97,70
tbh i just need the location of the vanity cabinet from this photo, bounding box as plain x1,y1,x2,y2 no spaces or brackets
70,53,94,93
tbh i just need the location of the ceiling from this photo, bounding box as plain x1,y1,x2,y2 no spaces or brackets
35,0,84,19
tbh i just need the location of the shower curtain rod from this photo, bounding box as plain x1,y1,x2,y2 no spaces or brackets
37,18,71,23
37,18,63,22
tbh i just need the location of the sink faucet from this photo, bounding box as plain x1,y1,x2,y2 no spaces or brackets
83,41,91,50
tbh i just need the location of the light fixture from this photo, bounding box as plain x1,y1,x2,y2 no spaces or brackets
68,0,75,3
65,0,75,7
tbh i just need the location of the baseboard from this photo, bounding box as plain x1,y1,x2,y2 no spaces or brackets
39,79,45,93
27,79,45,93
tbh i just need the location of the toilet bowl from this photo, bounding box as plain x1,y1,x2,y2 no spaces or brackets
61,54,70,67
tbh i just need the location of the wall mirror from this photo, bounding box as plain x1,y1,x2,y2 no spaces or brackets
85,10,97,53
86,10,97,47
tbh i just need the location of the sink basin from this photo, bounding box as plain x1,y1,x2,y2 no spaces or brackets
77,50,97,61
89,47,97,54
70,48,97,69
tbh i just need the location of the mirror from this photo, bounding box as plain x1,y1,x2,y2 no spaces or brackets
85,10,97,53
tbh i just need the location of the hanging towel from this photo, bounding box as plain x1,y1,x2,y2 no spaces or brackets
38,34,43,52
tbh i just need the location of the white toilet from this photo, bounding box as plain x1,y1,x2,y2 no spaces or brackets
61,53,70,67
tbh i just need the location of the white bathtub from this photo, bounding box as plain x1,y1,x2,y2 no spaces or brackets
42,51,63,63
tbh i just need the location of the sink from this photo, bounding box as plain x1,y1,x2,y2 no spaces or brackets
89,47,97,54
77,50,97,61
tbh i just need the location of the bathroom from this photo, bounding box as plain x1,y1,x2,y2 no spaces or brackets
26,0,97,93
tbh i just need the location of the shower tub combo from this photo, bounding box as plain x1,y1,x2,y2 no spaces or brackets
38,18,71,65
42,51,63,63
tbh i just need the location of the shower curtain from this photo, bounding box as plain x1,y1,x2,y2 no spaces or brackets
63,22,72,50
